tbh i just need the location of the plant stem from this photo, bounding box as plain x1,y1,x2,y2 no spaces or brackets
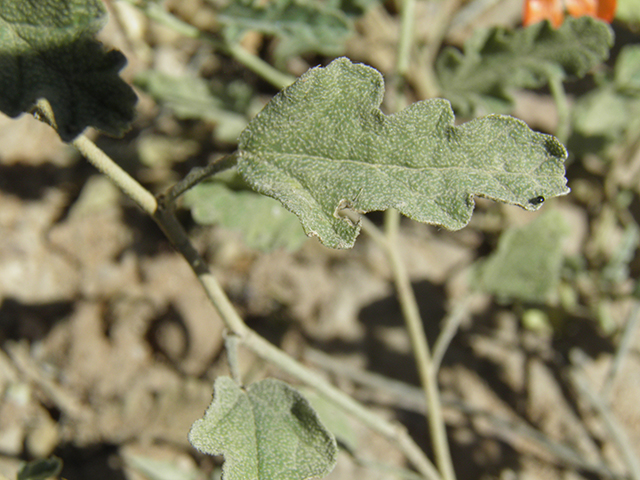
570,350,640,480
383,211,457,480
600,301,640,400
160,154,238,205
350,209,456,480
58,127,440,480
122,0,295,90
547,71,571,144
73,135,158,215
396,0,416,79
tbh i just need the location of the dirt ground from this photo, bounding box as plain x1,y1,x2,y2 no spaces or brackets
1,1,639,480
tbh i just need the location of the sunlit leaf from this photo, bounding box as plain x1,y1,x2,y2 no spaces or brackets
0,0,137,141
189,377,337,480
238,58,569,249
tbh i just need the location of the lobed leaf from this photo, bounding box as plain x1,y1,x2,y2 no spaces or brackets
189,376,338,480
436,17,614,116
0,0,137,141
238,58,569,249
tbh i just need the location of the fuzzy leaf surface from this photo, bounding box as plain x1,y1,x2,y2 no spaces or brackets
184,182,308,252
238,58,569,249
473,210,569,303
436,17,614,115
0,0,137,141
189,377,337,480
219,0,351,63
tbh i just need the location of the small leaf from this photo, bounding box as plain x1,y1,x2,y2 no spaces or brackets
18,456,62,480
238,58,569,249
219,0,352,64
473,210,569,303
189,376,338,480
436,17,614,115
134,71,249,142
0,0,137,141
184,181,309,252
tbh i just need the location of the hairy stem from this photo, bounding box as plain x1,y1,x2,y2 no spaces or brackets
160,154,238,206
384,210,457,480
59,128,440,480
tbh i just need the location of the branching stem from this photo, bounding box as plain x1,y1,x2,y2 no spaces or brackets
45,120,440,480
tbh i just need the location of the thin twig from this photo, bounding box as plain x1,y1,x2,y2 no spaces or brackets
431,298,472,374
34,100,158,216
159,154,238,206
305,347,620,479
121,0,295,90
352,208,456,480
410,0,462,99
396,0,416,79
570,349,640,480
547,71,571,144
59,130,440,480
601,300,640,400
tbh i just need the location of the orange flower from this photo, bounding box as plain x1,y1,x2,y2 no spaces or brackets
523,0,616,27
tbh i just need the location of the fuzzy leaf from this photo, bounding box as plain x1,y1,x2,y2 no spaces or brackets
436,17,614,116
473,210,569,303
0,0,137,141
189,377,337,480
219,0,352,63
238,58,569,249
184,181,308,252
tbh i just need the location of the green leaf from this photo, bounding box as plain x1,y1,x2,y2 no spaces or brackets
0,0,137,141
473,210,569,303
184,181,309,252
614,45,640,93
219,0,352,64
238,58,569,249
436,17,614,116
134,71,249,143
616,0,640,26
189,377,338,480
17,456,62,480
570,45,640,153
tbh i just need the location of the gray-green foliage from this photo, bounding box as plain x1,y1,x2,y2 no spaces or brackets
189,377,338,480
184,181,309,252
238,58,569,249
134,71,250,143
473,210,569,303
0,0,137,141
219,0,352,65
436,17,614,116
17,457,62,480
571,45,640,152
